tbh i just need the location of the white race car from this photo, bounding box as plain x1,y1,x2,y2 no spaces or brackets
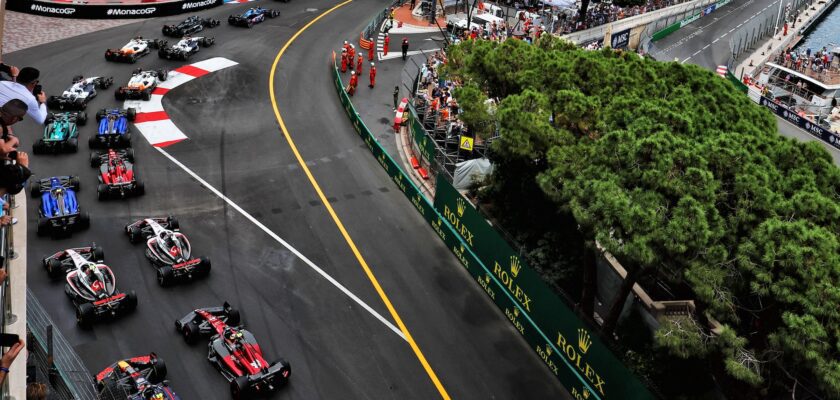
114,68,169,101
158,36,215,61
47,76,114,110
105,37,167,63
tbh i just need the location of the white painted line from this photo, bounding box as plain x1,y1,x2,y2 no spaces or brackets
155,146,408,342
692,50,702,56
682,56,691,63
134,119,188,145
702,44,711,50
379,49,439,61
713,38,721,43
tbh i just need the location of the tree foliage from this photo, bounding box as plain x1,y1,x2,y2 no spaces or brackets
445,36,840,398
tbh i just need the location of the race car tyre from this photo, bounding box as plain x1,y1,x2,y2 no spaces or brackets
158,49,168,59
230,375,251,400
247,21,253,28
29,180,42,198
128,225,142,244
46,258,63,280
97,77,113,89
167,216,180,230
36,218,49,236
127,107,137,121
158,69,169,81
45,112,55,124
46,96,60,109
89,151,102,167
77,112,87,126
226,307,241,327
32,140,45,155
79,212,91,230
129,55,137,64
157,266,174,287
95,109,106,122
115,90,126,101
74,98,85,110
66,138,79,153
76,303,95,329
201,37,215,47
97,184,109,201
125,147,135,162
70,176,81,192
180,320,199,344
88,136,98,149
180,53,189,61
135,181,145,196
198,257,212,277
148,357,167,383
125,291,138,311
228,16,236,25
270,9,279,18
92,244,105,261
141,90,151,101
273,359,291,382
210,19,220,27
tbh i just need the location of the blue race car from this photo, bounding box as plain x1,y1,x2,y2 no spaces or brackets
33,112,87,154
30,176,90,237
91,108,135,149
228,7,279,28
95,354,179,400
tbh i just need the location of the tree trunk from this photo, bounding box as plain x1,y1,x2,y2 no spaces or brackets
580,240,597,318
601,264,642,336
578,0,590,23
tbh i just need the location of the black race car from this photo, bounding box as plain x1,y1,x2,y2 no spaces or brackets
95,353,181,400
125,216,211,286
44,246,137,327
158,36,215,61
228,7,279,28
47,76,113,110
176,304,290,399
162,15,220,37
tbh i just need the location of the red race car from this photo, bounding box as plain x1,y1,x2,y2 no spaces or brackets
175,303,290,399
90,148,145,200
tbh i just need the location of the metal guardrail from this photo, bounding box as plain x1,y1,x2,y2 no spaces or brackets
27,290,98,400
0,195,11,400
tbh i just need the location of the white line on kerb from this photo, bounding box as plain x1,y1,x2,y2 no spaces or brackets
155,146,408,341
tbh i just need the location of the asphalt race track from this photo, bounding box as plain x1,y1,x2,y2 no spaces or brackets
10,0,570,398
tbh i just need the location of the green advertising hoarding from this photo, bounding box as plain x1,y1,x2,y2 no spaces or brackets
406,104,436,165
332,60,653,400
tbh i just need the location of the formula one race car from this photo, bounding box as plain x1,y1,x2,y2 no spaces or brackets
125,216,210,286
162,15,220,37
46,247,138,327
90,148,145,200
30,176,90,238
115,68,169,101
158,36,215,61
176,304,290,399
105,37,167,63
95,353,180,400
228,7,279,28
91,108,135,149
41,244,104,280
33,112,87,154
46,76,113,110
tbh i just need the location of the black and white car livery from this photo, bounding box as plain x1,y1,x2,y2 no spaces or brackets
162,15,220,37
46,76,114,110
125,216,211,286
158,36,215,61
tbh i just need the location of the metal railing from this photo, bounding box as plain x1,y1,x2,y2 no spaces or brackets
0,195,12,400
27,290,97,400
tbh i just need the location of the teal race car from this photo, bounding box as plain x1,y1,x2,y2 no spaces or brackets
33,112,87,154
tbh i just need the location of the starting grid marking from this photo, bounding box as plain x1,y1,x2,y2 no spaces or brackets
123,57,238,147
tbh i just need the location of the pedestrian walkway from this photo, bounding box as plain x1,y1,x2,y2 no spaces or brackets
737,0,837,79
391,2,445,29
2,11,134,54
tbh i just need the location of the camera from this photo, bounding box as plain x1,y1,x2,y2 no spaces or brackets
5,151,16,161
32,84,42,97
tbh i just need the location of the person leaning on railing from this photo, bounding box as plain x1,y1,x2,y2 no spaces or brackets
0,337,24,386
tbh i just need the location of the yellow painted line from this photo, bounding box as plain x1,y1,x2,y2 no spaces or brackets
267,2,452,400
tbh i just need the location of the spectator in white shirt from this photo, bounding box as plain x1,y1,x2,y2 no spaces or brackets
0,67,46,124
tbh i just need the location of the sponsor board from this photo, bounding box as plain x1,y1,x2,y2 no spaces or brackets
331,59,654,400
759,96,840,150
609,28,631,50
10,0,222,19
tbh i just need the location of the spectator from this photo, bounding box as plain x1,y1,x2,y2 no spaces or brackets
0,339,25,386
26,383,48,400
0,63,19,82
0,67,47,124
0,100,26,157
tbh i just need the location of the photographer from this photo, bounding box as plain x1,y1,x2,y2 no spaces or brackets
0,149,30,227
0,100,27,157
0,67,47,124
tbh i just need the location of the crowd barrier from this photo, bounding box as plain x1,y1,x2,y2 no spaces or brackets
330,54,655,400
7,0,223,19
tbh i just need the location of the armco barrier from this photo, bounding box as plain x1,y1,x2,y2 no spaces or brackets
331,57,654,400
650,0,731,42
7,0,222,19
